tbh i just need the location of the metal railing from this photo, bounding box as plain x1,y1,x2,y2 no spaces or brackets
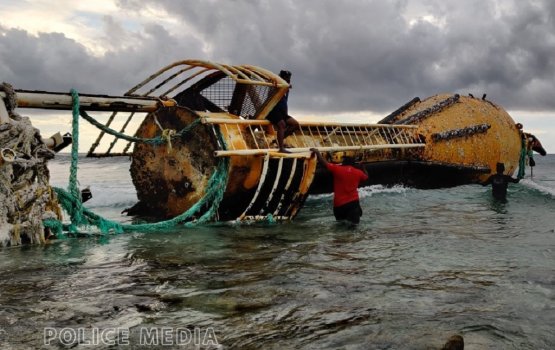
201,117,425,157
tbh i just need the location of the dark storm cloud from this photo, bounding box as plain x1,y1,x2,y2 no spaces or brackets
1,0,555,115
114,0,555,113
0,21,205,94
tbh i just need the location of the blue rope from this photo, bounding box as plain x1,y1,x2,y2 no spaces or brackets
44,89,229,236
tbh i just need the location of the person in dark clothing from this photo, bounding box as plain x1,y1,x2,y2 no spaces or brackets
266,70,299,153
482,162,520,202
311,148,368,224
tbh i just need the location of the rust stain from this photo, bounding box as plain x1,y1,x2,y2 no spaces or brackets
414,94,520,180
243,156,263,189
130,93,524,221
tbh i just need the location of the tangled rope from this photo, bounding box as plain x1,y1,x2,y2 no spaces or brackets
43,89,229,236
78,108,201,145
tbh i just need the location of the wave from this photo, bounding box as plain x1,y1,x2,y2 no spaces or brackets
519,179,555,198
76,186,137,209
359,184,408,198
308,184,408,201
87,201,138,209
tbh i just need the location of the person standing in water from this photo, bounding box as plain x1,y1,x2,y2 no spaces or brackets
482,162,520,202
311,148,368,224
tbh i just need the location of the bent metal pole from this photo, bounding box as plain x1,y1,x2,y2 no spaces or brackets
0,90,177,113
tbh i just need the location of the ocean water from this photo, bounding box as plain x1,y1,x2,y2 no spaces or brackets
0,155,554,349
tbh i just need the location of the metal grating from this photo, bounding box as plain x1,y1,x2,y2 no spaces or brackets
86,60,288,157
201,118,426,157
200,76,277,119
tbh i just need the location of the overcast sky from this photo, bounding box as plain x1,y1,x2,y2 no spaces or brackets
1,0,554,152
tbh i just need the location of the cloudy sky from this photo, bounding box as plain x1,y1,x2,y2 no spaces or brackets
1,0,554,152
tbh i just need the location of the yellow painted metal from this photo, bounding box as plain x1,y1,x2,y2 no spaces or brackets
127,60,290,93
125,60,290,122
400,94,521,180
217,123,264,193
202,117,418,128
81,59,291,156
129,93,525,220
3,56,529,222
213,144,425,157
201,112,425,158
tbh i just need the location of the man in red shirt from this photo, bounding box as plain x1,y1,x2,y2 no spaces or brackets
311,148,369,224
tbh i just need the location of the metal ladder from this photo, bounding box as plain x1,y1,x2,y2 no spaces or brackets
201,116,425,222
200,116,425,157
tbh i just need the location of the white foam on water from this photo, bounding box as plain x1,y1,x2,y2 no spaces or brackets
358,184,408,198
85,186,137,209
0,222,13,246
308,184,408,201
306,192,333,201
49,156,137,209
520,178,555,198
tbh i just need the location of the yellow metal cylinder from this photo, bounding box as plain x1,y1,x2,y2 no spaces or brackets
128,107,315,221
401,94,521,180
127,94,524,220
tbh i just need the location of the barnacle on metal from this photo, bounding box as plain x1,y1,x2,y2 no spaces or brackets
431,124,491,142
395,94,460,125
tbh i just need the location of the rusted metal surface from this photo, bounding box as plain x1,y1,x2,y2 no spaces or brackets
3,58,536,224
128,107,217,218
379,93,522,184
127,107,318,221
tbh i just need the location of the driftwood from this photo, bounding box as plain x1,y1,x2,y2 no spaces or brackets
0,82,61,247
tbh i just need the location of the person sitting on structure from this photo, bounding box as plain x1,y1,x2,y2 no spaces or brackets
266,70,299,153
482,162,520,202
311,148,368,225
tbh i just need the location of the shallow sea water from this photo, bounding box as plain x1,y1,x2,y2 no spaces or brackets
0,155,554,349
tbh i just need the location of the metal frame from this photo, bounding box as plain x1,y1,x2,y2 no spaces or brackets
201,116,425,157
